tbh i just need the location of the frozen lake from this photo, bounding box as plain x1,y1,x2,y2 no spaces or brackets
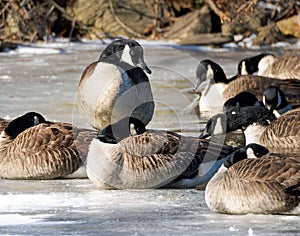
0,39,299,235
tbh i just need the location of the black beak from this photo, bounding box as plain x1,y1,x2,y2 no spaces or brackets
137,59,152,74
199,130,210,139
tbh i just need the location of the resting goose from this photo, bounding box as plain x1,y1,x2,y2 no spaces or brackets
86,117,236,189
205,143,300,215
0,112,97,179
223,91,262,114
200,106,300,148
77,39,154,130
263,86,293,118
238,53,300,80
237,53,272,75
193,59,300,114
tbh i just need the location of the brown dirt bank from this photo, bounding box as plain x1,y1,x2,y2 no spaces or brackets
0,0,299,49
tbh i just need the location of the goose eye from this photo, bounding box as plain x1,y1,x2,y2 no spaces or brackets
130,51,135,55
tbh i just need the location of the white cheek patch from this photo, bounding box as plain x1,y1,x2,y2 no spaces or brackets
246,148,257,159
214,117,224,134
121,45,134,66
130,123,137,135
207,65,214,80
241,61,247,75
33,116,40,126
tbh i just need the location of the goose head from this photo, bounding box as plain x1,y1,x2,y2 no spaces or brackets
237,53,275,75
199,113,227,139
4,112,50,139
263,86,292,117
223,143,269,168
98,39,151,74
97,116,146,144
193,60,228,93
223,91,262,114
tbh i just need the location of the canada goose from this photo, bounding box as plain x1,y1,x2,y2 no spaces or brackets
200,106,300,148
237,53,272,75
223,91,262,114
86,117,236,189
193,59,300,114
263,86,293,118
77,39,154,130
0,112,97,179
238,53,300,80
205,143,300,215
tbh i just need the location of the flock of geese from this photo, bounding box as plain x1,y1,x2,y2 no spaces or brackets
0,39,299,215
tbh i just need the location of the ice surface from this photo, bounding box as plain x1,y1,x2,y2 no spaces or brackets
1,180,299,235
0,40,299,235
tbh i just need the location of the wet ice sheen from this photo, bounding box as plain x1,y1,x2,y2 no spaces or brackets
0,40,299,235
1,180,299,235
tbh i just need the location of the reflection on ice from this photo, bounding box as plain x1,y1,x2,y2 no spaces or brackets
0,214,43,226
0,179,299,235
0,75,12,80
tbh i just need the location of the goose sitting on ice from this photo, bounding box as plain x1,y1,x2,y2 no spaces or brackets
86,117,236,189
0,112,97,179
193,60,300,115
237,53,300,80
200,106,300,149
205,143,300,215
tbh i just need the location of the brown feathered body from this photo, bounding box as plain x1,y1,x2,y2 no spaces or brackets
205,155,300,214
260,56,300,80
244,108,300,148
87,129,235,189
0,122,97,179
222,76,300,108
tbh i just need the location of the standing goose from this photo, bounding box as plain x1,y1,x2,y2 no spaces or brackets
237,53,300,80
263,86,293,117
86,117,236,189
205,143,300,215
0,112,97,179
193,60,300,114
77,39,154,130
200,106,300,148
